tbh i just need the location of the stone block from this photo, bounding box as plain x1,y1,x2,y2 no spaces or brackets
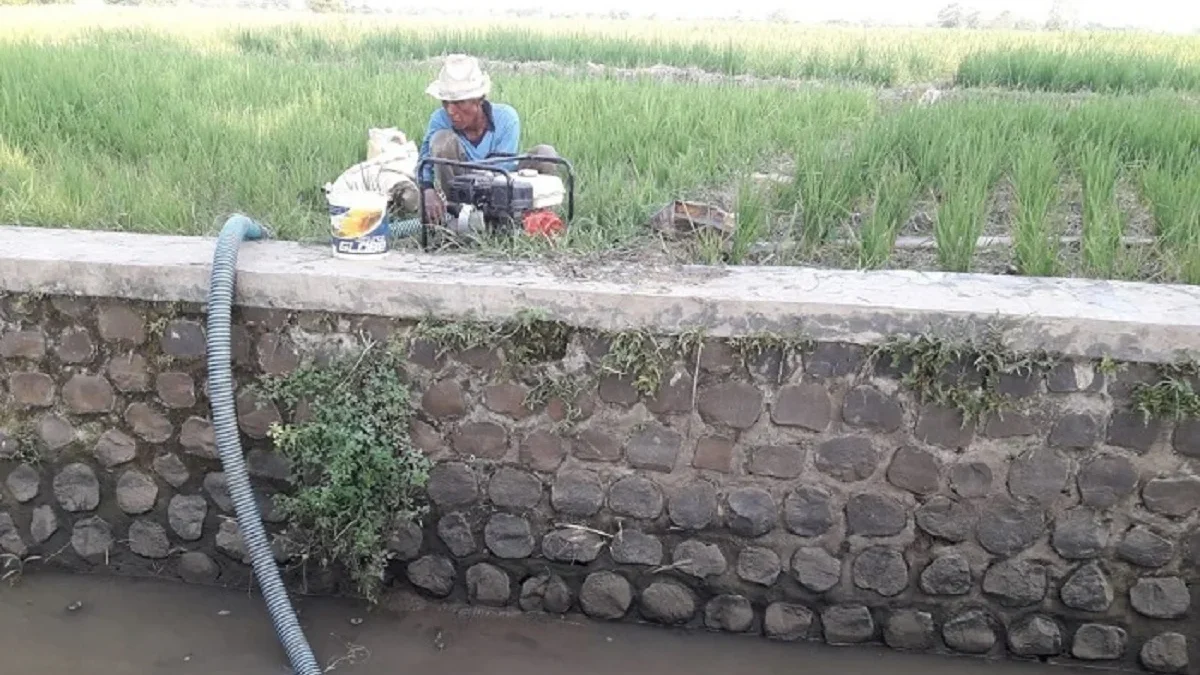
9,372,54,407
885,610,936,651
821,605,874,644
0,513,26,557
128,521,169,559
920,553,972,596
982,558,1047,607
30,506,58,544
608,476,664,520
806,342,866,378
63,374,114,414
764,603,815,642
168,495,207,541
852,547,908,597
203,472,233,513
1174,420,1200,457
846,493,906,537
996,371,1041,398
6,464,40,503
736,547,782,586
1114,526,1173,568
1106,412,1166,453
38,414,75,451
488,467,542,510
54,463,99,512
579,572,632,620
542,529,605,564
436,513,476,558
771,383,832,431
887,446,941,495
1130,577,1190,619
748,444,805,479
943,609,996,654
452,422,508,460
56,328,94,363
152,453,189,488
1072,624,1127,661
483,383,533,420
107,353,150,392
179,551,219,584
551,470,603,517
466,563,511,607
0,330,45,360
572,429,621,462
672,540,727,579
692,436,734,473
699,339,739,374
236,391,281,440
519,573,571,614
1051,508,1109,560
160,319,206,358
1060,562,1114,612
791,547,841,592
611,530,662,566
125,403,173,443
256,334,300,376
914,405,974,449
407,555,455,597
813,436,879,483
975,497,1044,556
597,375,639,405
915,496,975,543
1008,615,1063,657
1078,454,1138,509
783,486,835,537
726,487,776,537
483,514,534,559
949,461,992,498
1049,413,1102,449
697,382,763,429
116,470,159,515
71,516,113,561
421,380,465,419
646,370,693,414
387,520,423,562
1141,633,1189,674
93,430,137,468
841,386,903,432
704,595,754,633
626,424,682,473
982,410,1038,438
667,481,718,530
520,431,567,472
155,372,196,409
640,582,696,625
1142,476,1200,517
427,462,479,508
98,305,146,343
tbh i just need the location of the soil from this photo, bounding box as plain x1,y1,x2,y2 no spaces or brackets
0,571,1102,675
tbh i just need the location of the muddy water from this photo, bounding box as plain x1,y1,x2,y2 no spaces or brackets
0,572,1100,675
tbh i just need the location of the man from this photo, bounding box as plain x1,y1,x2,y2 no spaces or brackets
417,54,558,224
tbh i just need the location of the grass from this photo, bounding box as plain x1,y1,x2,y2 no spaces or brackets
1,8,1199,284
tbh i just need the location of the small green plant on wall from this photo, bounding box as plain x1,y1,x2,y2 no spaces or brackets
256,337,431,603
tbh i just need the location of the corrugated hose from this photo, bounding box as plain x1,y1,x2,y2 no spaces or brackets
206,214,322,675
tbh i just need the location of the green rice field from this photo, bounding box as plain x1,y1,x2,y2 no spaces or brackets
1,6,1198,283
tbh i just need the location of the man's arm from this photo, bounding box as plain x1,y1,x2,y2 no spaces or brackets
418,110,449,189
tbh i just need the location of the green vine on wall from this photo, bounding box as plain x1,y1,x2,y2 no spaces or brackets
1131,360,1200,422
256,337,431,603
871,329,1058,426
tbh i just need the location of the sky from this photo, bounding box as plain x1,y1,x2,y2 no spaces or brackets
368,0,1200,33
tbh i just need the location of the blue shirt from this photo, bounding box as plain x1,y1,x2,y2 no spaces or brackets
418,101,520,188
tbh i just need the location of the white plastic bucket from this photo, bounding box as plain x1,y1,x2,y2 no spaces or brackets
327,190,390,259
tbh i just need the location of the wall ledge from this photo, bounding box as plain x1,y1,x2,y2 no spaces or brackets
2,226,1198,363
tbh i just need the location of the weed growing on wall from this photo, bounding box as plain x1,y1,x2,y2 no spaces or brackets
256,338,431,603
1131,360,1200,421
413,309,571,368
875,328,1057,425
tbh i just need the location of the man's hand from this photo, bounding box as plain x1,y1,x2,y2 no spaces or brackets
423,188,445,224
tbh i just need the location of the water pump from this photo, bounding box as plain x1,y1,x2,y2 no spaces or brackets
416,154,575,248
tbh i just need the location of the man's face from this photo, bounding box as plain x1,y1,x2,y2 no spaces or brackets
443,97,484,131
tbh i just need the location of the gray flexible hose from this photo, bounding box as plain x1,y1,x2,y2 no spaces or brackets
207,214,321,675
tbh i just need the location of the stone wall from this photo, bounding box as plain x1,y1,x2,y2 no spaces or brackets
0,292,1196,674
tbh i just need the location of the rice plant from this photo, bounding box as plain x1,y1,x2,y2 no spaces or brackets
857,162,918,269
1079,143,1125,278
1010,136,1062,277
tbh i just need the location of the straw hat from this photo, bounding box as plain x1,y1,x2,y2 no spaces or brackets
425,54,492,101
